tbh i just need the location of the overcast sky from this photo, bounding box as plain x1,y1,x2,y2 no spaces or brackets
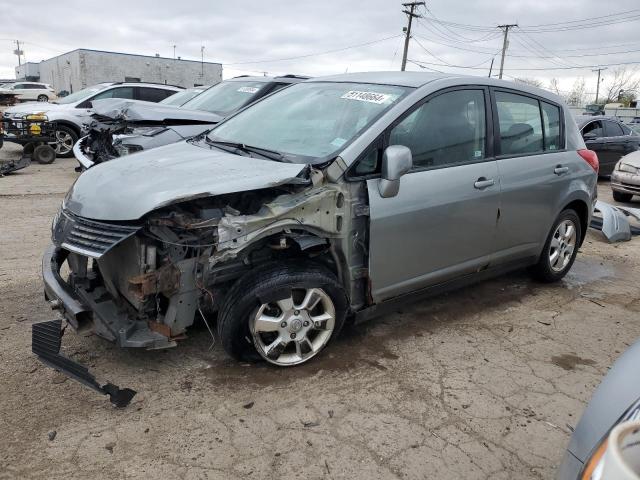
1,0,639,99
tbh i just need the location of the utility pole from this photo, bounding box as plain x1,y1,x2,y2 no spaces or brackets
14,40,24,66
488,57,494,78
497,24,517,79
592,67,607,104
173,45,176,59
401,2,425,71
200,46,205,77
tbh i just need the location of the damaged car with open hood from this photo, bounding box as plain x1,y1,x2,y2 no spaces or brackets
36,72,597,404
74,75,308,169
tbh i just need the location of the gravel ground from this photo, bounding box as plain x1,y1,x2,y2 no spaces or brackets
1,141,639,479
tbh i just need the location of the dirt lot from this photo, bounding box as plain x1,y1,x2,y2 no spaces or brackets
1,142,639,480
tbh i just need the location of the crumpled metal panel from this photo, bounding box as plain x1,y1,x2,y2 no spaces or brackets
592,200,631,243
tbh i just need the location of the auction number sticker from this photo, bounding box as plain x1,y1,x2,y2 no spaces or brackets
237,86,260,93
341,90,391,104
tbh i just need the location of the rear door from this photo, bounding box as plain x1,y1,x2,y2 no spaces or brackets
492,89,570,263
602,120,629,174
582,120,609,167
366,87,500,302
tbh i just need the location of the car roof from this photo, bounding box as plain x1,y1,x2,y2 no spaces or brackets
226,75,309,84
304,71,565,102
574,115,624,127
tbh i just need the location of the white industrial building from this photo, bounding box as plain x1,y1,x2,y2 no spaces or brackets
15,49,222,94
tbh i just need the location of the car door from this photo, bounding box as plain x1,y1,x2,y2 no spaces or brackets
602,120,629,174
10,83,27,100
582,120,609,167
492,90,570,262
620,122,640,156
365,87,500,302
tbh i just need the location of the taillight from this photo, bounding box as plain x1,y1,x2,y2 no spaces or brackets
578,149,599,174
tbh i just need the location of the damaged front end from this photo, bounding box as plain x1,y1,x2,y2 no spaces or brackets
75,98,221,169
45,181,348,348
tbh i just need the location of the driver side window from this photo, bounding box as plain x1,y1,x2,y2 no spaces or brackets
389,89,487,170
583,121,603,138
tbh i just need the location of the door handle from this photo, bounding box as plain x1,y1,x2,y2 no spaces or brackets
474,177,495,189
554,165,569,175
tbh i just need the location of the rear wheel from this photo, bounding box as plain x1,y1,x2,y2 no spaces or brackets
32,144,56,164
37,95,49,102
530,210,581,283
613,191,633,203
54,125,78,158
217,262,348,366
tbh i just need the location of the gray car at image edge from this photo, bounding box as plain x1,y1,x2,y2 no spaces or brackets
36,72,598,400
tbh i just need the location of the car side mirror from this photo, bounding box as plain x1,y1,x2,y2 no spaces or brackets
583,132,598,141
378,145,412,198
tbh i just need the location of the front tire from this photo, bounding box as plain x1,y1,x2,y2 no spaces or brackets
37,95,49,102
530,210,581,283
613,191,633,203
217,262,348,366
54,125,78,158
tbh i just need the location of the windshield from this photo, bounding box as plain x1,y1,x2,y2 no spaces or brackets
56,84,110,105
182,81,266,115
207,82,410,163
160,88,204,106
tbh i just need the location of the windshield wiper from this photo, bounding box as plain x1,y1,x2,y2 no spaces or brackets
206,139,285,162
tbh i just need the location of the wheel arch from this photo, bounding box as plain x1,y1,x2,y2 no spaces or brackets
562,198,590,247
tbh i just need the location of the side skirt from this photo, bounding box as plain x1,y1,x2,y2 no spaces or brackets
353,257,537,325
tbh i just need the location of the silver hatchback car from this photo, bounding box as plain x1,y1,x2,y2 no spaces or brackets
37,73,597,397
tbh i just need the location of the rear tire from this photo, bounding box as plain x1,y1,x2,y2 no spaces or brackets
217,262,348,366
530,210,581,283
32,144,56,164
613,191,633,203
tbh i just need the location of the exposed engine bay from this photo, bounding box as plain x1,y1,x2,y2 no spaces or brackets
48,170,369,351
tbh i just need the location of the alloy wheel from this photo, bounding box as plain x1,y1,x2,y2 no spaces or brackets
250,287,336,366
549,219,577,272
54,130,74,155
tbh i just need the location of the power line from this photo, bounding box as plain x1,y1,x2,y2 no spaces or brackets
408,58,640,71
222,34,403,65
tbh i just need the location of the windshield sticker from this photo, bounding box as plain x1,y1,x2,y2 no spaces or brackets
330,137,347,148
341,90,392,104
237,86,260,94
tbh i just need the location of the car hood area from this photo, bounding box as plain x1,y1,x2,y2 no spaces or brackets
566,337,640,462
91,98,223,124
3,102,74,116
64,141,308,221
619,150,640,168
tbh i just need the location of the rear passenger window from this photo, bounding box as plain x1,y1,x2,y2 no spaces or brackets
389,89,487,169
621,124,632,135
604,120,624,137
496,92,543,156
137,87,173,103
541,102,561,151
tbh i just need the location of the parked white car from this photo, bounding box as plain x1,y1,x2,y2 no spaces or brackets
2,82,182,157
0,82,57,102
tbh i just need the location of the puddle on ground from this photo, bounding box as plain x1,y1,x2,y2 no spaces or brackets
563,258,616,289
551,353,597,371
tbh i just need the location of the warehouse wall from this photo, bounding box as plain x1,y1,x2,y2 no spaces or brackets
37,50,222,94
37,50,83,94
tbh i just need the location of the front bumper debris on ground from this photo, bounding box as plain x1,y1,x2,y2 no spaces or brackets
590,200,640,242
32,319,136,407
